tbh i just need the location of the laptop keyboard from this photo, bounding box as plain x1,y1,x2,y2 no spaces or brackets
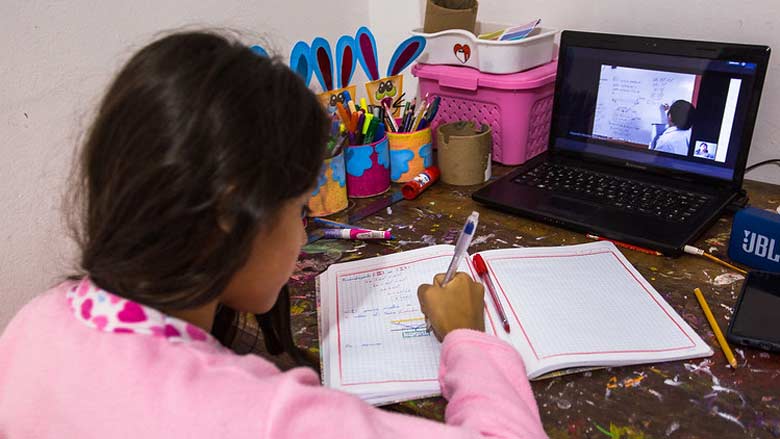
513,163,712,222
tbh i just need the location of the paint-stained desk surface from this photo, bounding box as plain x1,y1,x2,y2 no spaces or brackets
275,170,780,438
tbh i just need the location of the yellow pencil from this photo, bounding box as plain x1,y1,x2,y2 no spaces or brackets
693,288,738,368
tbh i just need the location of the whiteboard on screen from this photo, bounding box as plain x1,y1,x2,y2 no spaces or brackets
592,66,696,146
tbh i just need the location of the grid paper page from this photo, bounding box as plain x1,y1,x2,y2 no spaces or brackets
334,252,465,385
486,247,696,360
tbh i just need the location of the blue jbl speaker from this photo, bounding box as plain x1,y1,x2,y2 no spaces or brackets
728,207,780,273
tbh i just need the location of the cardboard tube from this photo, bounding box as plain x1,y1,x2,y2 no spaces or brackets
436,121,492,186
423,0,479,34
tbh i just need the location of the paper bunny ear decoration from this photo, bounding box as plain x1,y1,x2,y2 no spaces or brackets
310,37,358,111
387,36,426,77
354,27,426,114
311,37,334,92
250,45,269,57
356,27,380,81
289,41,313,87
335,35,357,89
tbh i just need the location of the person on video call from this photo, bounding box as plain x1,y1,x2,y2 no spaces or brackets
696,142,712,158
650,100,695,155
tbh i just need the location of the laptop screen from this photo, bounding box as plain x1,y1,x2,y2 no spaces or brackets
551,42,764,182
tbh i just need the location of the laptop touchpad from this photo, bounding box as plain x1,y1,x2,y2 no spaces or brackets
539,196,600,222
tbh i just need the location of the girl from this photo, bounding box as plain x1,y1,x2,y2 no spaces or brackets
0,31,546,438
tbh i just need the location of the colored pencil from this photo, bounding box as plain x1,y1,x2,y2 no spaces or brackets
586,234,663,256
693,288,738,368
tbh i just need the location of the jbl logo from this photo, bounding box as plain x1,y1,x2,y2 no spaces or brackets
742,230,780,262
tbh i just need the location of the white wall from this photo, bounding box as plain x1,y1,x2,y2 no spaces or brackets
0,0,369,330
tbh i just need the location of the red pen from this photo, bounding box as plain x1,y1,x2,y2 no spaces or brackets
472,254,510,334
586,234,663,256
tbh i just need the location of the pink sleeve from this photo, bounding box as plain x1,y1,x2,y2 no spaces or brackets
440,329,547,438
265,330,546,439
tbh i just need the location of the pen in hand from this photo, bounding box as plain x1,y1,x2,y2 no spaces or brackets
441,211,480,286
426,211,479,334
473,254,510,333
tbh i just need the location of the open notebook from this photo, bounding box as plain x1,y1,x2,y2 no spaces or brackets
316,241,712,405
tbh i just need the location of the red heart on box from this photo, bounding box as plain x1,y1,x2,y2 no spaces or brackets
453,43,471,64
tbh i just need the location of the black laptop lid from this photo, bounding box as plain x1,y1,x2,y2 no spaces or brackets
550,31,770,188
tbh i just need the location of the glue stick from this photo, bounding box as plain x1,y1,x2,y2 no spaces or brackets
402,166,440,200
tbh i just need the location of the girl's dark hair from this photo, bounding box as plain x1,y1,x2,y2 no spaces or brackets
70,31,328,311
668,99,695,130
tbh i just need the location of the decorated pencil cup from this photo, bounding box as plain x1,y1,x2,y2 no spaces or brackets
387,127,433,183
345,135,391,198
307,151,348,217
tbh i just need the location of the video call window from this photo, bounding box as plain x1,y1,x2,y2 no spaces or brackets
590,65,740,163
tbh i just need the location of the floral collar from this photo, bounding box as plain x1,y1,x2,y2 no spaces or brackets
66,278,221,348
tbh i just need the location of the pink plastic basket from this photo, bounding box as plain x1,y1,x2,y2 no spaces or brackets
412,61,557,165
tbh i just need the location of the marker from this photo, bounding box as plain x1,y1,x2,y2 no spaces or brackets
586,234,663,256
322,228,393,240
335,102,350,125
473,254,510,333
362,113,373,135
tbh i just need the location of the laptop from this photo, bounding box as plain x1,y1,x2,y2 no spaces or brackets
472,31,770,255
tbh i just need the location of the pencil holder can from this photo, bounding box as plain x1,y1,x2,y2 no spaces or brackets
437,121,492,185
345,135,391,198
307,151,348,217
387,127,434,183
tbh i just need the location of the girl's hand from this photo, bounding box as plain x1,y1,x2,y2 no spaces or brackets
417,272,485,342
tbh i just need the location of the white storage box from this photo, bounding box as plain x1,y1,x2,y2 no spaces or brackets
411,23,557,74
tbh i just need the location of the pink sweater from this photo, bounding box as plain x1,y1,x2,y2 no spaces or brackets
0,280,546,438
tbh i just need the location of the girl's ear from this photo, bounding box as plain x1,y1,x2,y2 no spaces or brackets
289,41,313,87
216,186,238,234
335,35,357,89
310,37,334,91
355,26,379,81
387,36,426,77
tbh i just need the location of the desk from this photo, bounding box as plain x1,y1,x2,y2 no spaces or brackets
249,171,780,438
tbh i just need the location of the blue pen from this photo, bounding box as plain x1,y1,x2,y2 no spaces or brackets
441,211,480,286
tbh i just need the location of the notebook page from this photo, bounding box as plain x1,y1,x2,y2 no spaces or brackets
476,241,711,377
319,245,474,399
